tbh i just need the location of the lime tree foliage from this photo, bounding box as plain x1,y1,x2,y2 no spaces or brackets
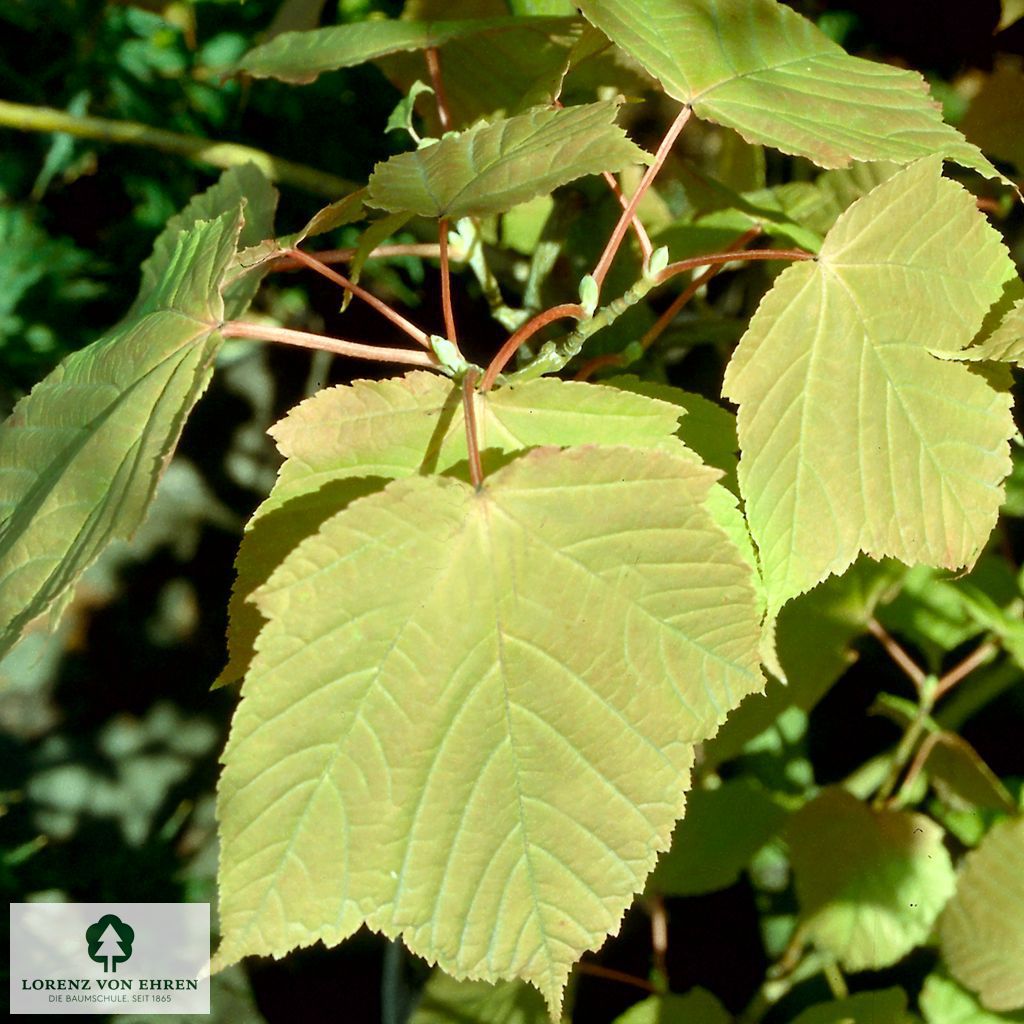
3,0,1024,1021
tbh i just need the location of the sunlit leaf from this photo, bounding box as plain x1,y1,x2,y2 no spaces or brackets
922,972,1024,1024
940,816,1024,1012
215,446,764,1014
366,102,649,220
575,0,999,175
0,211,242,658
217,372,690,685
788,788,957,971
723,157,1016,613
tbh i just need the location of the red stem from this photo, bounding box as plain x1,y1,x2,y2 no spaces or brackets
480,303,585,392
439,218,459,349
656,247,814,283
221,320,439,368
286,247,432,349
591,104,692,290
272,243,444,270
425,47,452,133
601,170,653,262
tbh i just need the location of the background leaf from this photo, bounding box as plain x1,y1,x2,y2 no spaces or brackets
940,816,1024,1012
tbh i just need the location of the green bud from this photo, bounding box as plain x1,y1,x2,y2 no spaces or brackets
579,274,599,317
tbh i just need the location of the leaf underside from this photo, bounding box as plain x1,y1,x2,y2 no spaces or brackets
576,0,999,175
366,101,650,219
723,157,1016,612
0,210,244,659
215,445,764,1016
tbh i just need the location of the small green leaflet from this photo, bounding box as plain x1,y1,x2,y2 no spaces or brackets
0,210,243,659
940,816,1024,1012
788,788,956,971
962,289,1024,365
237,16,575,84
366,102,649,220
576,0,1000,176
215,446,764,1016
217,372,690,686
723,157,1017,613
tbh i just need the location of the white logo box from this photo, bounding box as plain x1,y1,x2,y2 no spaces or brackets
10,902,210,1015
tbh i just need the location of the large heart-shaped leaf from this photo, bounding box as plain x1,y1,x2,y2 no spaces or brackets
0,210,243,657
723,157,1016,612
217,372,691,686
366,102,649,219
576,0,999,175
215,445,764,1015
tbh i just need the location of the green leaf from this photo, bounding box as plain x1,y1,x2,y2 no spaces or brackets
366,102,649,220
647,778,787,896
133,164,277,321
940,816,1024,1012
790,989,912,1024
0,211,241,658
612,989,731,1024
215,446,764,1014
341,211,413,311
385,80,435,141
922,972,1024,1024
217,372,690,686
575,0,999,175
788,788,956,971
723,157,1016,613
238,16,572,83
410,973,547,1024
962,295,1024,366
706,560,902,767
924,733,1018,815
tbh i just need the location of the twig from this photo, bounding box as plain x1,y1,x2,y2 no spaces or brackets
286,248,431,349
656,247,814,283
574,226,762,381
573,961,656,994
425,47,452,133
439,218,459,348
648,895,668,987
591,104,693,290
480,303,585,392
601,170,653,263
220,321,439,368
934,638,999,701
0,98,355,198
462,370,484,490
893,730,943,808
272,243,444,270
867,618,927,693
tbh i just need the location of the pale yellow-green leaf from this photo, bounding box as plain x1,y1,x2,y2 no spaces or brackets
1001,1,1024,31
723,157,1016,613
215,446,764,1015
366,102,649,219
940,816,1024,1012
788,788,957,971
575,0,999,176
217,372,691,686
962,295,1024,366
0,211,241,658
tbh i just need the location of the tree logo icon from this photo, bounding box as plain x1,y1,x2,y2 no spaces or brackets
85,914,135,973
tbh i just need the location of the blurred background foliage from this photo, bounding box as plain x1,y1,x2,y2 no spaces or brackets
1,1,1023,1022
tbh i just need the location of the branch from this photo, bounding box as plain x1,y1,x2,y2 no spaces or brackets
0,98,355,198
439,218,460,349
480,303,585,392
656,247,815,283
221,321,440,368
602,170,653,263
286,248,432,349
591,104,692,290
462,370,484,490
934,638,1000,701
424,47,453,133
867,618,927,693
272,243,445,271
